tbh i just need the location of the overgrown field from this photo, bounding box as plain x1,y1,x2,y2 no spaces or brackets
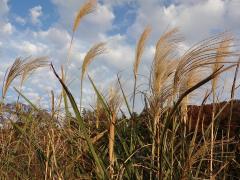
0,0,240,179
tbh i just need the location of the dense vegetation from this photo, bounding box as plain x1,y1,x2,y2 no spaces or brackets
0,0,240,179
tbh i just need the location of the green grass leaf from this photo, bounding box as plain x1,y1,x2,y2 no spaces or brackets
51,63,108,179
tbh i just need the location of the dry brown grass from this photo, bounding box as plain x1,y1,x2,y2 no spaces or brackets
66,0,97,78
20,57,49,87
174,33,238,91
80,42,106,109
72,0,97,33
2,57,48,100
107,85,121,178
133,26,151,77
148,28,183,179
1,2,240,178
132,26,151,111
2,58,25,99
212,35,233,98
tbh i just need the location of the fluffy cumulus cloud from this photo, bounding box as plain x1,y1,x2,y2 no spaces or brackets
12,41,48,55
101,34,134,69
102,0,135,6
0,0,9,16
29,5,43,25
35,27,71,50
132,0,239,44
2,22,13,34
52,0,114,29
0,0,240,110
50,0,114,47
0,0,14,36
15,16,26,25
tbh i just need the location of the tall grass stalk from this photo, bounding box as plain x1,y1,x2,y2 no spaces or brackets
133,26,151,112
108,85,121,178
66,0,97,72
210,36,232,178
80,42,106,111
149,28,181,179
131,26,151,156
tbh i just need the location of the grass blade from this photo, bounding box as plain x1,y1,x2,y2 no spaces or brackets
14,87,38,111
51,63,108,179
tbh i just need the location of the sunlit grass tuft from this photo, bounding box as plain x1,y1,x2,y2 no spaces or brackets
0,1,240,180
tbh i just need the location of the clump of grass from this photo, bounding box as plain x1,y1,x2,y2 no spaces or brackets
148,28,182,178
1,1,240,179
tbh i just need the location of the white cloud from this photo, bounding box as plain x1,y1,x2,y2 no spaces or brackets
36,27,71,48
225,0,240,30
12,41,48,55
15,16,26,25
0,0,9,17
101,34,134,69
102,0,135,7
86,4,114,27
29,5,43,25
128,0,239,44
51,1,115,43
51,0,91,27
0,0,13,37
177,0,225,41
2,22,13,34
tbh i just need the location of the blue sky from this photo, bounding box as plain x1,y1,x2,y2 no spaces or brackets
9,0,58,30
0,0,240,110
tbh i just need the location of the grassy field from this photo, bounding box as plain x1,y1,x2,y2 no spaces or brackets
0,0,240,179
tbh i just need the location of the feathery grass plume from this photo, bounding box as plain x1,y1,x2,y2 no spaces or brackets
152,28,182,95
65,0,97,78
211,35,233,99
149,28,182,117
133,26,151,77
107,84,121,178
132,26,151,111
80,42,106,110
2,58,25,99
174,32,237,94
2,57,48,100
149,28,182,179
20,57,49,87
15,56,48,110
179,69,202,123
67,0,97,61
72,0,97,33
